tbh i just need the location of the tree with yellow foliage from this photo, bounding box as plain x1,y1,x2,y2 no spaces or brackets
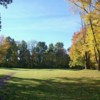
68,0,100,70
0,36,9,65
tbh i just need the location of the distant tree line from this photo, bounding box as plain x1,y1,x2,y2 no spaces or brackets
0,36,70,69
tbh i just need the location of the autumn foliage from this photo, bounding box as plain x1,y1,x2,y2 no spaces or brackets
68,0,100,70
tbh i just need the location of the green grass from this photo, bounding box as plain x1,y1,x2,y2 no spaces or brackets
0,68,100,100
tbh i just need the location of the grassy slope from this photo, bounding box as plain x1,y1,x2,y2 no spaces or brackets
0,68,100,100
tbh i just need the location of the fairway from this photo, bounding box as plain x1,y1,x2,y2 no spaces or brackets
0,68,100,100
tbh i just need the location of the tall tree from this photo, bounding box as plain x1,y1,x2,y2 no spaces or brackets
54,42,69,68
44,43,55,68
69,32,85,68
0,36,9,66
33,42,47,67
18,40,30,68
18,40,30,67
5,37,18,67
68,0,100,70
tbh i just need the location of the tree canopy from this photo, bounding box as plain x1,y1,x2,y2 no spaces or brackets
68,0,100,70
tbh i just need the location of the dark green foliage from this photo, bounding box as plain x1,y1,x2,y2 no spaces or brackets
48,43,54,53
0,0,12,8
5,37,18,67
30,42,69,68
55,42,64,49
0,36,70,69
18,40,30,68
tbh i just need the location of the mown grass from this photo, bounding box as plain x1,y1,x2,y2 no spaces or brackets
0,68,100,100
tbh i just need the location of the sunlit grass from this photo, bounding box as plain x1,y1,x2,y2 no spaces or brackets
0,68,100,100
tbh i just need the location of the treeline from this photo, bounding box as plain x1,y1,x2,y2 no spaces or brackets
68,0,100,70
0,0,100,70
0,36,70,68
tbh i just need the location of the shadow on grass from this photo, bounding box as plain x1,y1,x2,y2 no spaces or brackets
0,67,86,73
0,68,69,71
0,75,100,100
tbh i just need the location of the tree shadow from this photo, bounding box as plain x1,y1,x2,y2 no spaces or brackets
0,75,100,100
0,68,69,71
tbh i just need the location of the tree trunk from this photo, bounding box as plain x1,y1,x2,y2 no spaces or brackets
97,51,100,70
89,18,100,70
84,52,90,69
80,13,90,69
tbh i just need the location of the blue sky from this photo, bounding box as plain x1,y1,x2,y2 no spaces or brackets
0,0,81,49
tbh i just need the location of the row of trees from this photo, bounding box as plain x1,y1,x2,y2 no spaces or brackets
0,0,100,70
68,0,100,70
0,36,70,68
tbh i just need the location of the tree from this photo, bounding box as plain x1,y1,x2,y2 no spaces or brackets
27,41,37,68
54,42,69,68
67,0,100,70
0,36,9,66
0,0,12,8
44,43,56,68
68,32,84,68
48,43,54,53
5,37,18,67
0,0,13,30
33,42,47,68
18,40,30,68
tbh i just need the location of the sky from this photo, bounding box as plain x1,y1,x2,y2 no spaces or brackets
0,0,81,49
